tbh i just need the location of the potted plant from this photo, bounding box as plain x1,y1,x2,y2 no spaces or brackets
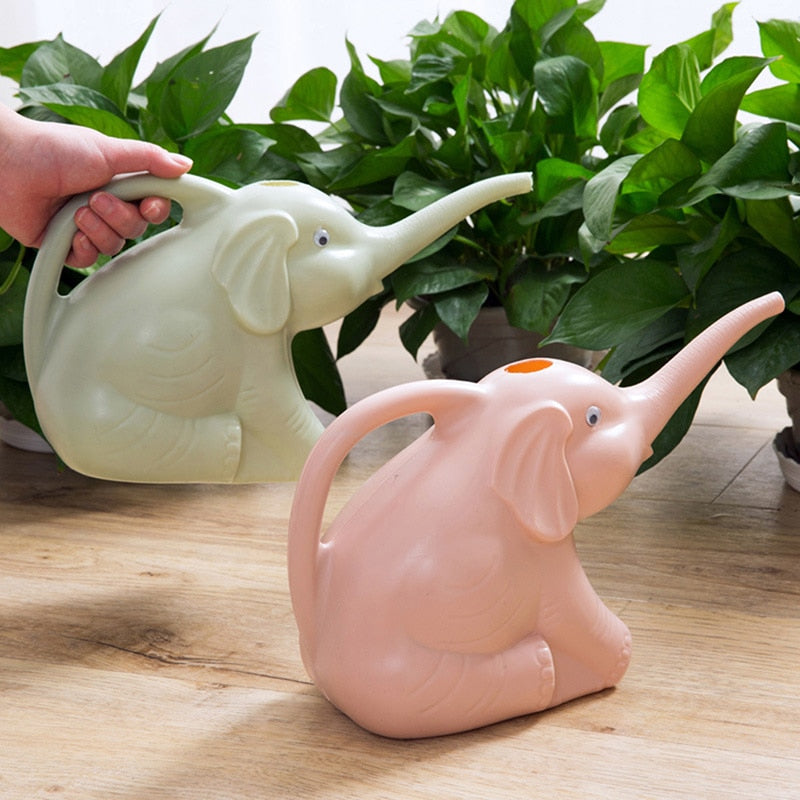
541,13,800,469
0,17,348,450
266,0,660,378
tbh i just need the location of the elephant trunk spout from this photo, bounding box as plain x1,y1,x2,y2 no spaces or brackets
625,292,785,445
379,172,533,265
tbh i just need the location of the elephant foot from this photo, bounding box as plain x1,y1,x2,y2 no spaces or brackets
548,628,632,708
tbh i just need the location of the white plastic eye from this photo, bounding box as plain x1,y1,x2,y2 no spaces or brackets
585,405,602,427
314,228,330,247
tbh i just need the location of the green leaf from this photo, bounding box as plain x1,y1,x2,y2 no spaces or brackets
337,288,392,359
340,41,386,144
392,172,451,212
622,138,701,197
601,307,688,384
505,259,587,334
272,66,338,124
680,2,736,70
160,34,256,139
598,41,647,91
101,14,159,111
638,44,701,138
682,57,772,163
0,344,27,381
726,314,800,397
606,214,697,255
16,83,139,138
534,54,598,139
433,283,490,341
677,204,742,290
399,302,439,359
745,197,800,265
638,375,709,472
137,28,215,109
183,126,274,185
37,105,139,139
742,84,800,126
408,54,458,93
512,0,578,42
0,41,46,82
525,181,585,224
0,373,41,435
582,154,641,240
691,122,790,195
0,262,28,347
391,257,495,305
328,137,417,191
291,328,346,415
689,247,800,342
759,18,800,83
546,259,689,349
599,103,640,152
21,35,103,90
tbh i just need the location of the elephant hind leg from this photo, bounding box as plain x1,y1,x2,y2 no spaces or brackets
334,634,556,739
54,398,242,483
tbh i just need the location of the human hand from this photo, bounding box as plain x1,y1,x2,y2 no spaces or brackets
71,191,178,269
0,106,193,267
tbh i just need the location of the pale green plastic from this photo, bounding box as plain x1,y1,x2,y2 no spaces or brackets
23,172,533,483
288,293,784,738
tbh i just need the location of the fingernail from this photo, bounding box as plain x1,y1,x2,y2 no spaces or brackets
89,192,114,215
170,154,193,169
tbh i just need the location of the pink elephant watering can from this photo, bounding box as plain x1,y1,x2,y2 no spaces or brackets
23,171,532,483
288,292,784,738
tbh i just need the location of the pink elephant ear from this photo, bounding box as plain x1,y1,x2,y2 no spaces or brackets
490,401,578,543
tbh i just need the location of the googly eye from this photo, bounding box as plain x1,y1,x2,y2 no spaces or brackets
585,405,602,427
314,228,330,247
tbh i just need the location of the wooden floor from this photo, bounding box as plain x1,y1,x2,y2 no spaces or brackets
1,306,798,799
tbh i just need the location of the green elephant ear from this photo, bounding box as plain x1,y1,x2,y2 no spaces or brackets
211,210,298,335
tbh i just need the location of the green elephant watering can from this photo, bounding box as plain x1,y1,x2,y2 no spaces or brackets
23,172,532,483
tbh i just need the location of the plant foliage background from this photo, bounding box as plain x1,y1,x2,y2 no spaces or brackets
1,0,799,469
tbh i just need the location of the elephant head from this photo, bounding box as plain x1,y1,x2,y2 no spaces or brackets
23,171,532,483
287,292,784,738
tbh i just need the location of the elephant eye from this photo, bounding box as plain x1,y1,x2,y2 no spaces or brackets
585,405,602,427
314,228,330,247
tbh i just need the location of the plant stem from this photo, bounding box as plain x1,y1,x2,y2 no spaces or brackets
0,245,25,295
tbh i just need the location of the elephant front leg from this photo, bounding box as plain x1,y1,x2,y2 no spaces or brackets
539,563,632,707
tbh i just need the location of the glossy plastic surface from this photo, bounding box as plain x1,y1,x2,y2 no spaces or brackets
288,293,784,738
23,172,532,483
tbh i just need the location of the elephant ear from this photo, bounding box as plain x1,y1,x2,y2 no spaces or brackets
211,210,299,335
491,401,578,543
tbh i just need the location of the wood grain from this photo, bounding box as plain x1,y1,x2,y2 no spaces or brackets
1,306,798,799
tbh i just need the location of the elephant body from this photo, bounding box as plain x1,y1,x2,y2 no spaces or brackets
307,417,631,738
36,222,317,482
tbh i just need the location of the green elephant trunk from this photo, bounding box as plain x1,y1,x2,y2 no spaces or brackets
376,173,533,266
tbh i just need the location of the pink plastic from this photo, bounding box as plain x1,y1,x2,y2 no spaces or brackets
288,293,784,738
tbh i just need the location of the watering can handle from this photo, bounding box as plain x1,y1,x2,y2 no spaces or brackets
23,173,233,384
288,378,485,639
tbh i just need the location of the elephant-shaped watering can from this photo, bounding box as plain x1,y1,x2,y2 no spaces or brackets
23,171,532,483
288,292,784,738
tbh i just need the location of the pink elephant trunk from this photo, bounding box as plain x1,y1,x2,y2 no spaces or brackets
624,292,785,445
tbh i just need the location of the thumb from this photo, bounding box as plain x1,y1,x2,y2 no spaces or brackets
101,138,193,179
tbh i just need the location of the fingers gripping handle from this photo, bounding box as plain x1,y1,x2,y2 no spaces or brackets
23,174,232,385
287,379,485,641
